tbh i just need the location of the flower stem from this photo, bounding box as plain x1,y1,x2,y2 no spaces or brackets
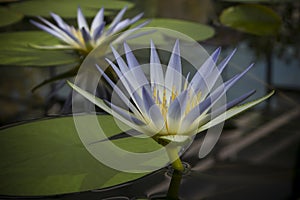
167,169,182,200
166,147,184,172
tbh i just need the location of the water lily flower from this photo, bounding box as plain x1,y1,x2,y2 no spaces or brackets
30,7,148,54
68,40,274,171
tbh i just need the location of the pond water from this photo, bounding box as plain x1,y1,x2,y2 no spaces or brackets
0,0,300,199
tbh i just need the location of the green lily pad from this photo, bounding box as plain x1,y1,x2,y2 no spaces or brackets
0,6,23,27
0,31,79,67
9,0,134,18
146,18,215,41
0,115,162,196
220,4,282,36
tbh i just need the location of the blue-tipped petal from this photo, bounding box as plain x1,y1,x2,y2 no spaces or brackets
167,90,188,133
111,45,129,74
50,12,68,30
95,64,142,118
182,63,254,129
150,40,164,89
35,17,77,44
31,20,63,40
91,8,104,33
105,100,145,126
129,13,144,24
212,89,256,117
200,49,237,99
165,40,182,95
224,63,254,88
189,47,221,93
112,20,152,44
77,7,89,31
92,22,105,41
81,27,91,44
111,19,131,33
107,7,127,34
218,48,236,72
141,87,164,129
124,43,149,87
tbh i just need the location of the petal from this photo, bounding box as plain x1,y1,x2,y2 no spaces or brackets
81,27,91,44
91,8,104,33
77,7,89,31
104,100,145,126
67,81,112,114
30,20,70,44
165,39,182,96
111,46,144,97
129,12,144,24
181,63,254,131
194,90,274,158
167,90,188,133
95,64,143,120
189,47,221,93
107,7,127,34
197,90,275,133
110,19,131,33
150,40,164,92
50,12,69,30
142,87,164,130
124,42,149,88
159,135,192,145
68,81,146,133
201,49,237,99
31,17,79,45
92,22,106,41
112,20,151,44
29,44,74,50
212,89,256,116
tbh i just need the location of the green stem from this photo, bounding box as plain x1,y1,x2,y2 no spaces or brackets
166,147,184,172
167,169,183,200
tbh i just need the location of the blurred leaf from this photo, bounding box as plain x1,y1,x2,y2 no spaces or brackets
146,18,215,41
220,4,282,36
0,115,162,196
9,0,134,18
0,6,23,27
0,31,80,66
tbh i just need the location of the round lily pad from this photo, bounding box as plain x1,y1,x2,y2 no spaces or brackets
0,6,23,27
0,115,161,196
0,31,79,67
146,18,215,41
9,0,133,18
220,4,282,36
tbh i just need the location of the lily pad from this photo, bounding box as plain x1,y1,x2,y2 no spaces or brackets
0,115,162,196
146,18,215,41
220,4,282,36
0,31,79,66
0,6,23,27
9,0,134,18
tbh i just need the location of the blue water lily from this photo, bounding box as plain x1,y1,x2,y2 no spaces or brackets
68,40,273,171
31,7,148,54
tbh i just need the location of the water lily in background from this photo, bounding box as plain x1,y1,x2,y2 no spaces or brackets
68,40,274,171
30,7,148,54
